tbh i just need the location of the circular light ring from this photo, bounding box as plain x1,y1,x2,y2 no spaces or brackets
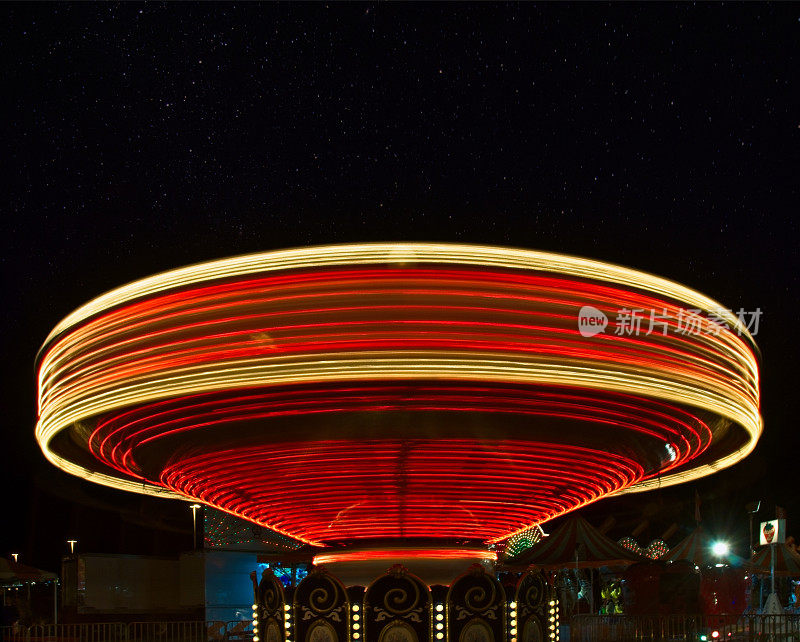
40,243,755,342
313,549,498,565
35,244,761,539
86,384,713,479
77,383,713,544
161,439,646,544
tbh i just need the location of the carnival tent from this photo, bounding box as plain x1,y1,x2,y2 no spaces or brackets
512,515,645,568
0,559,57,586
662,525,712,565
748,544,800,577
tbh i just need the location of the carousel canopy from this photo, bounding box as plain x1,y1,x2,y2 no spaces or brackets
748,544,800,577
0,558,57,585
511,515,645,568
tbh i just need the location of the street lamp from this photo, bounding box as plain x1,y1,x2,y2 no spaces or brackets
11,553,18,563
190,504,202,550
67,540,77,555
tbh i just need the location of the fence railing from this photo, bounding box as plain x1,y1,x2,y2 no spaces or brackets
0,621,251,642
571,613,800,641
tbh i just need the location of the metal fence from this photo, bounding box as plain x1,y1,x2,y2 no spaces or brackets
0,621,251,642
571,613,800,641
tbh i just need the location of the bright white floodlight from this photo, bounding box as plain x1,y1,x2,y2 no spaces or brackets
712,541,730,556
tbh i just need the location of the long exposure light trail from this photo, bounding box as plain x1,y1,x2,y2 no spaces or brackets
35,243,761,547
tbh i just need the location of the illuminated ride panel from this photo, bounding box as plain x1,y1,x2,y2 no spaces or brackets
36,244,760,550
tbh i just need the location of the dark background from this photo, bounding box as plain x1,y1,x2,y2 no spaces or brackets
1,3,797,571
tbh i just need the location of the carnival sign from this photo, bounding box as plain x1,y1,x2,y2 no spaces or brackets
759,519,786,545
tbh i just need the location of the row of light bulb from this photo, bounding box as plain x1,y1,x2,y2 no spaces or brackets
251,603,259,642
284,603,293,642
352,601,447,639
434,603,445,639
251,600,361,641
548,599,560,642
251,602,292,642
351,602,361,639
508,600,518,642
253,598,559,641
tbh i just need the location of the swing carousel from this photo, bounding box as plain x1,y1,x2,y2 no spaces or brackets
35,243,761,575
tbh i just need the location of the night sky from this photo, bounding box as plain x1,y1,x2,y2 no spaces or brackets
1,3,798,571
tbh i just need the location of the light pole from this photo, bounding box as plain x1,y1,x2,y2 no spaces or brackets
190,504,202,550
746,501,761,556
67,540,77,555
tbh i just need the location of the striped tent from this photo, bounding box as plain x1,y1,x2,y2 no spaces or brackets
662,525,710,565
748,544,800,577
511,515,645,568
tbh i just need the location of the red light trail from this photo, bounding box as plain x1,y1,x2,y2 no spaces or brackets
35,244,761,548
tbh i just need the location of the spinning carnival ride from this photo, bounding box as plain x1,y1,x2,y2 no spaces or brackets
35,243,761,565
